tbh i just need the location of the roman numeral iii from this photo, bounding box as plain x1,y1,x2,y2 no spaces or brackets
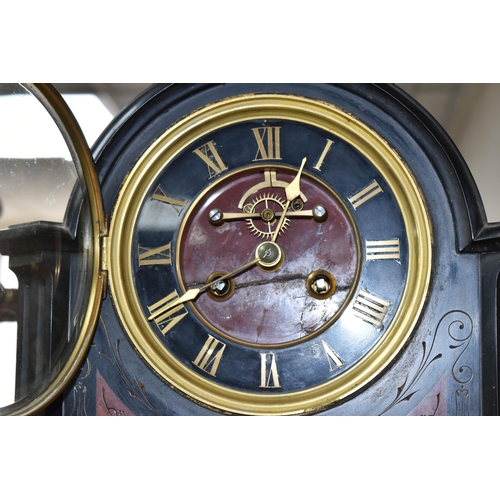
366,239,401,261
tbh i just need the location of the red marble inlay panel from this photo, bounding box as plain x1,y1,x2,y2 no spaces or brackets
408,372,446,416
96,370,135,416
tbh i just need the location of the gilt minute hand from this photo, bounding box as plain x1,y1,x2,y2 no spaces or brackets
148,255,260,321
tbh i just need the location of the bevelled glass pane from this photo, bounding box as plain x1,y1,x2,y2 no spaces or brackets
0,84,99,414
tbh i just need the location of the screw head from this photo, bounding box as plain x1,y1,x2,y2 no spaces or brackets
312,205,328,222
209,208,223,225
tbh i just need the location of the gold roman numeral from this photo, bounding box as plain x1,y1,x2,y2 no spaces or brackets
348,180,383,209
193,140,228,178
353,290,391,328
313,139,334,171
366,239,401,261
321,339,344,371
147,290,189,335
192,335,226,377
138,242,172,266
252,127,281,161
151,185,185,215
259,352,281,388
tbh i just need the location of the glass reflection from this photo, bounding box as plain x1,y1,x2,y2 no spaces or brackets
0,84,77,228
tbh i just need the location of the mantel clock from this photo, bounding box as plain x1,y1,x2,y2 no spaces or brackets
0,83,498,416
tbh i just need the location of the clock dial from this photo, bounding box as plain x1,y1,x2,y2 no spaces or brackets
108,94,432,415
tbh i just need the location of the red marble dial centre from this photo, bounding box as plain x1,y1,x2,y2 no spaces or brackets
177,166,360,346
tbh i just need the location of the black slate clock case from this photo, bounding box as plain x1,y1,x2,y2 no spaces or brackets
47,84,500,415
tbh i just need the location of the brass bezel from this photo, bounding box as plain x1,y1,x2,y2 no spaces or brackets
109,93,432,415
1,84,105,416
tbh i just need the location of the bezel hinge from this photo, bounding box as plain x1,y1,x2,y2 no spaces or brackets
100,217,109,299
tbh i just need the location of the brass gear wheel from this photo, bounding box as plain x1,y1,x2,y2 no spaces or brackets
244,193,290,239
